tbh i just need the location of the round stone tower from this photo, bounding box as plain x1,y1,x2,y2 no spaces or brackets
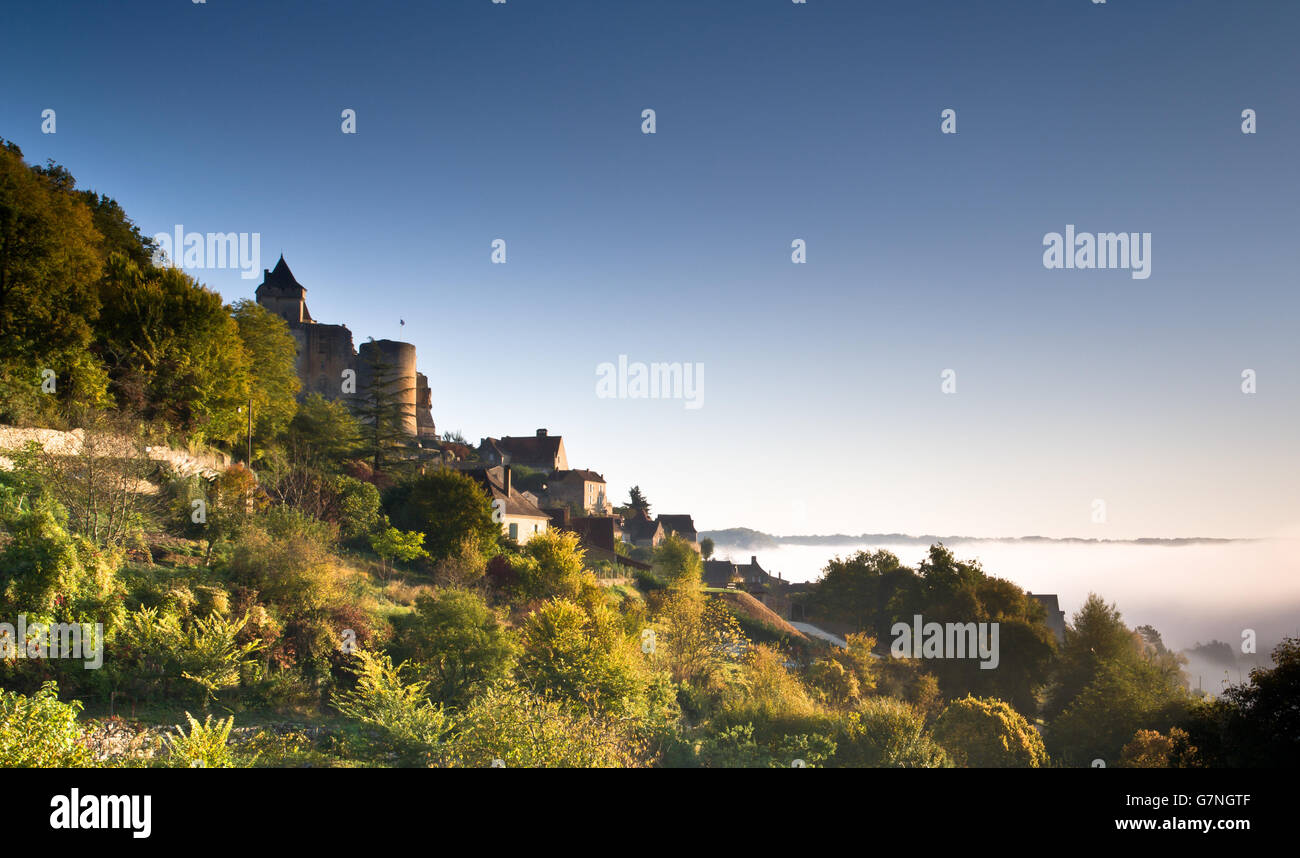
357,339,419,437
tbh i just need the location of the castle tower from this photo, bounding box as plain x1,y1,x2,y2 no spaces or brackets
357,339,419,437
254,255,313,324
255,256,430,438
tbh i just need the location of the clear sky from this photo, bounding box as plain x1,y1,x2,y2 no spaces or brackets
3,0,1296,539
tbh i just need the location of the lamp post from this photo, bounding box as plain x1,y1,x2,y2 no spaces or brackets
237,399,253,465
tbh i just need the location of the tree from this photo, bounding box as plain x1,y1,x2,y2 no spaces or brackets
699,537,714,560
505,529,590,602
933,695,1049,767
1120,727,1200,768
1192,637,1300,767
28,411,158,546
518,598,647,716
834,697,952,768
397,589,518,708
0,499,124,626
194,464,267,565
351,350,413,473
627,485,650,517
369,526,429,577
231,299,300,451
1048,659,1189,767
652,533,703,587
284,393,364,473
385,469,500,566
94,255,251,444
1048,593,1152,718
652,584,745,687
0,143,103,417
0,682,95,767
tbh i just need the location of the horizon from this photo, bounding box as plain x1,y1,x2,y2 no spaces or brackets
3,0,1297,541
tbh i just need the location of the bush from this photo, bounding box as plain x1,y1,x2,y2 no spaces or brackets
447,683,650,768
518,598,646,716
0,682,94,767
331,650,452,766
394,588,518,708
164,713,237,768
933,695,1049,768
834,698,952,768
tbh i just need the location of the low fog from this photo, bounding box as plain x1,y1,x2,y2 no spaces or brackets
711,538,1299,683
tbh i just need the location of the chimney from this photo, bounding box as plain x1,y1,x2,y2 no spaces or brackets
751,555,758,567
263,268,270,279
503,465,512,496
536,428,547,437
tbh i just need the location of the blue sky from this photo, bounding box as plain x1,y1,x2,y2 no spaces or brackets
3,0,1297,538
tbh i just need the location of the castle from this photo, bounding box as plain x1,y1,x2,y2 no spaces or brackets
254,256,436,440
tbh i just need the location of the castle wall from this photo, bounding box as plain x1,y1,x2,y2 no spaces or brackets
416,372,437,440
293,322,356,401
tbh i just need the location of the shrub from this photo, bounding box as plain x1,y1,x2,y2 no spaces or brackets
394,588,518,708
834,697,952,768
164,713,237,768
933,695,1049,768
331,650,452,765
447,683,650,768
0,682,94,767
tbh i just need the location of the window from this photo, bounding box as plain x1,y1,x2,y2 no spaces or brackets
508,523,518,541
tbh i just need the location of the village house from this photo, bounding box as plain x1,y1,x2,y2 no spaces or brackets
1027,593,1068,644
546,469,613,515
460,464,550,545
478,429,568,472
550,513,650,573
621,509,664,549
655,514,699,549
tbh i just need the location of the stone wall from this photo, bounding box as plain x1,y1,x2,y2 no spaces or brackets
0,425,230,479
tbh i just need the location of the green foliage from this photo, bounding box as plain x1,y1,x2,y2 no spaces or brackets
698,723,836,769
507,529,590,602
114,608,263,707
395,588,518,708
231,299,300,446
0,682,94,767
386,469,500,565
626,485,650,516
332,650,452,765
1048,659,1189,767
652,584,746,689
933,695,1049,767
835,697,952,768
0,142,104,421
335,476,381,540
95,255,251,444
0,501,125,625
518,598,647,716
1180,637,1300,767
369,526,429,575
652,533,702,587
164,713,236,768
447,682,650,768
1119,727,1200,768
808,545,1054,714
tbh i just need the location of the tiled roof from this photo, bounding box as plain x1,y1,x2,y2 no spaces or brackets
461,466,548,519
553,468,605,483
657,514,697,538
